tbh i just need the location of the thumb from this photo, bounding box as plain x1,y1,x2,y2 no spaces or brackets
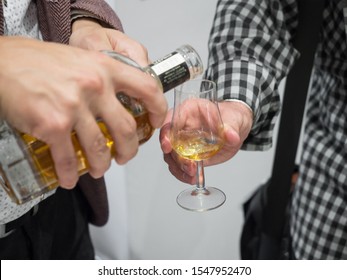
223,124,242,150
159,122,172,154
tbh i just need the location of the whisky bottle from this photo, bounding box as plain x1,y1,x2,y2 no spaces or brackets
0,45,203,204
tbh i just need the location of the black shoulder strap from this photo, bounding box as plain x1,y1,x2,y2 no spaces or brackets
264,0,325,239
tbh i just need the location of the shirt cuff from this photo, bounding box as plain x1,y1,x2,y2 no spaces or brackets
71,9,111,28
221,98,254,115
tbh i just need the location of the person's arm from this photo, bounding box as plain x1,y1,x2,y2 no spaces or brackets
0,36,166,188
205,0,300,151
159,0,300,184
69,19,150,67
68,3,169,166
69,0,151,66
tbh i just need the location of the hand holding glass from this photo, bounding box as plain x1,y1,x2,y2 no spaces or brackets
170,79,226,211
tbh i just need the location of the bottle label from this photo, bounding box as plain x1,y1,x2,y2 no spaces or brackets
150,52,190,92
0,121,41,203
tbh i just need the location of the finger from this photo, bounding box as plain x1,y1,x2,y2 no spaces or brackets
48,134,79,189
159,122,172,154
203,125,241,167
163,153,195,185
98,97,139,165
171,151,196,177
107,59,168,128
107,30,150,66
224,124,242,148
74,114,111,178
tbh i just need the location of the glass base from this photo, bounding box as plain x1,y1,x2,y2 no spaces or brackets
176,187,226,212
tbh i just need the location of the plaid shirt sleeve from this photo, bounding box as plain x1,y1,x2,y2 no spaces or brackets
205,0,300,150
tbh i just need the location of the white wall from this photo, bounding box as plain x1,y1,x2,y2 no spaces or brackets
90,0,279,260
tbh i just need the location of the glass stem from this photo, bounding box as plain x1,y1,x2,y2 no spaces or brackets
195,160,206,191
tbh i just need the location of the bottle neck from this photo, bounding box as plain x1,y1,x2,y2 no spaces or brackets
103,44,204,94
147,51,191,93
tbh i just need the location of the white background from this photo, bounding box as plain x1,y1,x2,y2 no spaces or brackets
89,0,280,260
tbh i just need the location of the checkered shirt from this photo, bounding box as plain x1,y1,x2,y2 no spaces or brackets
205,0,347,259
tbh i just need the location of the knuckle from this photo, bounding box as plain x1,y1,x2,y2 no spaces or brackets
136,43,149,59
145,78,160,94
56,158,78,188
31,117,71,142
56,155,78,170
76,70,104,95
115,146,138,165
62,93,81,110
117,115,137,140
50,117,71,134
90,133,109,155
89,161,111,178
159,98,168,114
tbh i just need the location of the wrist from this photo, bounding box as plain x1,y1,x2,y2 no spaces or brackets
219,100,253,142
71,18,102,33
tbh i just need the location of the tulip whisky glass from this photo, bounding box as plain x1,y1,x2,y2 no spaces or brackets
170,79,226,211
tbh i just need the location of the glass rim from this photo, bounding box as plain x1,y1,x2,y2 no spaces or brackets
174,79,216,94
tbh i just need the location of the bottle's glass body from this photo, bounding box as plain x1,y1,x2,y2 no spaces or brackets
0,45,203,204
